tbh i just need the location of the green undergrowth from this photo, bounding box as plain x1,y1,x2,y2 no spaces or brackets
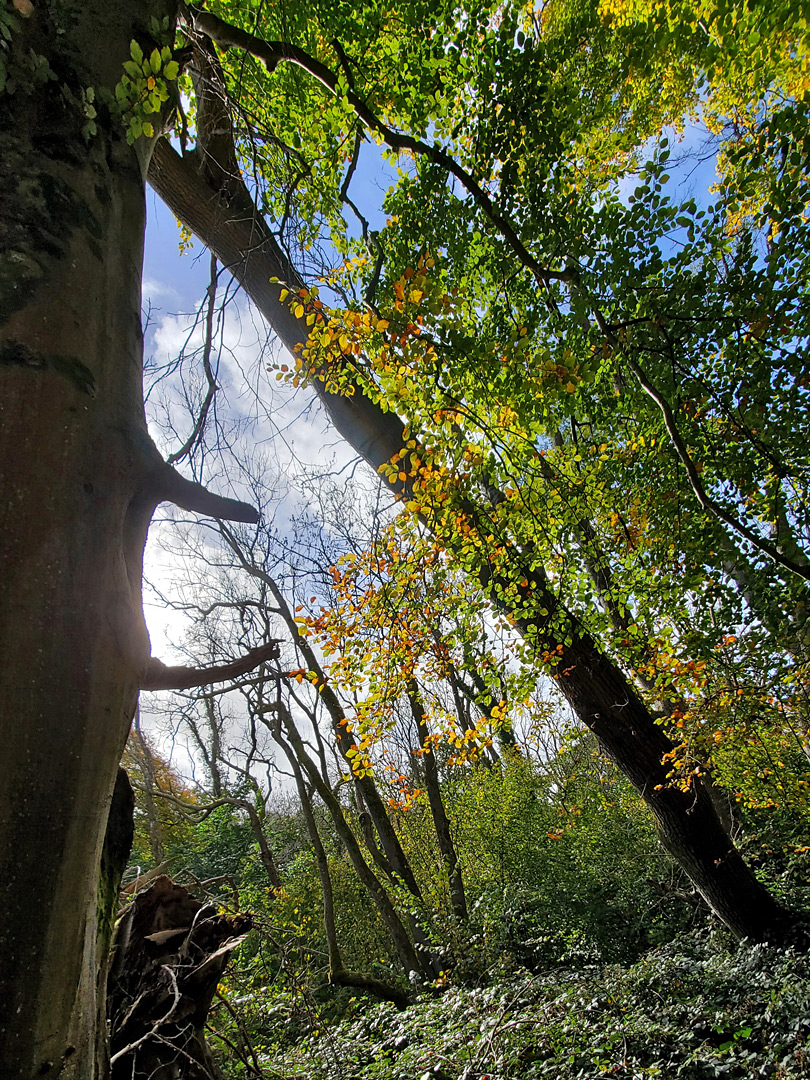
252,930,810,1080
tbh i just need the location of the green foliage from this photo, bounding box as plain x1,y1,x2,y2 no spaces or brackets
444,746,697,970
115,32,178,143
136,0,810,1071
0,5,19,95
287,0,810,810
266,931,810,1078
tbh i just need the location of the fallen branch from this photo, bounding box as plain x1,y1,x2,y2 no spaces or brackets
110,965,181,1065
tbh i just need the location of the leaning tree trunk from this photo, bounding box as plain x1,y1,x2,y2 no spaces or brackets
0,2,264,1074
270,703,427,981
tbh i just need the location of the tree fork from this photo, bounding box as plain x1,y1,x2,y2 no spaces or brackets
216,522,427,904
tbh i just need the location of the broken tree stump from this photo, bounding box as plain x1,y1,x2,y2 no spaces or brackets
107,875,251,1079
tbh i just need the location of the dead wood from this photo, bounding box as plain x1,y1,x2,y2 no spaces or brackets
108,875,251,1079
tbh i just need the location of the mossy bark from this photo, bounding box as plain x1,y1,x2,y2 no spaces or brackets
0,1,174,1075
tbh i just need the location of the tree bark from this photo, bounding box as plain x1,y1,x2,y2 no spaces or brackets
541,609,791,941
0,4,164,1073
269,704,426,980
0,3,263,1074
242,799,282,891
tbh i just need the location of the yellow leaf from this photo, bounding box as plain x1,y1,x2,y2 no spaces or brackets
294,303,305,319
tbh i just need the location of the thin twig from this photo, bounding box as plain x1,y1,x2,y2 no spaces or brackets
110,965,182,1065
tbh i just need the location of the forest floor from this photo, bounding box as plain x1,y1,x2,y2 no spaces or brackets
261,929,810,1080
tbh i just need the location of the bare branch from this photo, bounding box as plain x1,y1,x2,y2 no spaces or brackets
340,126,372,243
142,642,281,691
166,251,220,467
109,965,181,1065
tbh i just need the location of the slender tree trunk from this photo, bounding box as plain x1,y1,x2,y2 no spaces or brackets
277,729,409,1006
242,800,282,890
132,711,167,865
268,705,426,980
215,529,428,902
408,686,468,921
203,695,225,797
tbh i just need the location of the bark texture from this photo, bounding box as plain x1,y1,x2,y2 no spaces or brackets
0,1,265,1073
0,3,170,1073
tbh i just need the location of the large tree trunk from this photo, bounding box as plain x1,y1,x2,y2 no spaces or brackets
0,4,160,1073
149,140,802,947
536,609,792,941
0,2,268,1073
